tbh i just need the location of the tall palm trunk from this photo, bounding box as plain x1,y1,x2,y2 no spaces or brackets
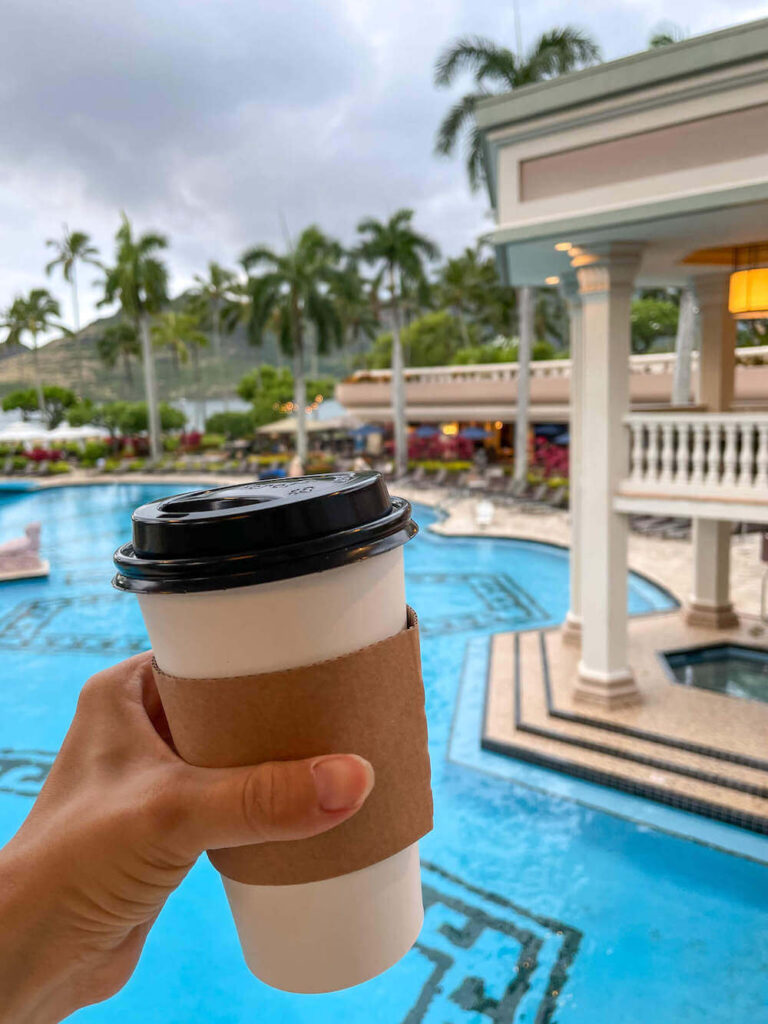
138,312,161,460
30,331,45,421
308,325,320,378
192,345,206,428
292,302,307,467
71,261,84,397
390,269,408,478
212,298,222,357
514,285,534,484
673,288,696,405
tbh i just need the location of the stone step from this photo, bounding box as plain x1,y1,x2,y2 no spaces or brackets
483,630,768,834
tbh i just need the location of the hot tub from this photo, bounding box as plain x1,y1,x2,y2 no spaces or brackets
663,643,768,704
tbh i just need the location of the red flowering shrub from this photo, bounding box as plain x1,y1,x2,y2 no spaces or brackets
27,447,63,462
180,431,202,452
532,437,569,480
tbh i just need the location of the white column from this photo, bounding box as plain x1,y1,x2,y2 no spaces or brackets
686,273,739,629
514,286,534,484
571,242,643,707
672,287,697,405
560,274,583,646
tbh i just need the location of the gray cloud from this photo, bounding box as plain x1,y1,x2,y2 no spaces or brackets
0,0,762,329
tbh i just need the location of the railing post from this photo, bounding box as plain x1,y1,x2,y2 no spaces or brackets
628,420,644,482
722,421,738,488
672,421,688,486
757,424,768,490
691,421,706,487
646,419,660,484
705,423,720,487
736,423,755,490
660,420,675,484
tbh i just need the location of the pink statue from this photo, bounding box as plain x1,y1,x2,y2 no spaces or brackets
0,522,49,580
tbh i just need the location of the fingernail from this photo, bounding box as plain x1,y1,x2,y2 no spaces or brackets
311,755,374,812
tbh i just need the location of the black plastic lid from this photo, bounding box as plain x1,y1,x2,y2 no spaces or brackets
113,472,417,594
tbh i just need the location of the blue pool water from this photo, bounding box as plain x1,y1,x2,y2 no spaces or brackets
0,483,766,1023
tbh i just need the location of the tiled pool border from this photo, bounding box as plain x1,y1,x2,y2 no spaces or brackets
448,632,768,866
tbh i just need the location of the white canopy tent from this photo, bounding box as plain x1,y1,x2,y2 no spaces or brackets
256,413,364,436
0,421,110,444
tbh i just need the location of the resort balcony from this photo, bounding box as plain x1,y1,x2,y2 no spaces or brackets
617,410,768,524
336,345,768,425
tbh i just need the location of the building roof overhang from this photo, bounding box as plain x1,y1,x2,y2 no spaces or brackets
477,19,768,288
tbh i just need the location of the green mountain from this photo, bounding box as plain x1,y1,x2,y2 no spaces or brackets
0,302,359,405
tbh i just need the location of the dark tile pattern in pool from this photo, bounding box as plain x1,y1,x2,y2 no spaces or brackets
407,572,548,637
0,750,53,796
405,862,581,1024
0,595,147,656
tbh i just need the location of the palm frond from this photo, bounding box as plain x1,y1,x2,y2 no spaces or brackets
434,93,483,158
434,35,507,87
526,27,601,80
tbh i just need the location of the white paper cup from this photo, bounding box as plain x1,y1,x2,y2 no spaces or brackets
116,475,424,992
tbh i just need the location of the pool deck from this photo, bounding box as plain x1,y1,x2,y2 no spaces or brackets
484,617,768,834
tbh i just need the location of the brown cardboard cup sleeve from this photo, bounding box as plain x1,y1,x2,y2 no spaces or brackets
152,607,433,886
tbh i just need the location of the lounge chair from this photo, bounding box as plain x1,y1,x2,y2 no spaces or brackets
546,485,568,509
486,467,506,492
505,477,528,499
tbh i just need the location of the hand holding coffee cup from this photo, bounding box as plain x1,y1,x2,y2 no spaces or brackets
114,472,432,993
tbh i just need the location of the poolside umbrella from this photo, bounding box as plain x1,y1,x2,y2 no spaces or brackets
459,427,492,440
415,425,439,438
534,424,563,437
351,424,384,437
553,432,570,445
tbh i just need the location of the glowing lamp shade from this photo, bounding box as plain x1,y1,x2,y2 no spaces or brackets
729,268,768,319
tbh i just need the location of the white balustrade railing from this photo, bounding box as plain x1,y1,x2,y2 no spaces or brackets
349,345,768,387
624,412,768,497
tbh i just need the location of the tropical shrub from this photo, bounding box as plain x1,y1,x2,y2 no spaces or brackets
367,311,467,369
47,461,72,475
204,411,255,439
82,440,109,462
200,433,226,450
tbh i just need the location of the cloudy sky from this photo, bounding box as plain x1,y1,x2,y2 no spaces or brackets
2,0,766,334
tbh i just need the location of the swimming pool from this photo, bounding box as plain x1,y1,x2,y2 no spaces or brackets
664,643,768,704
0,483,766,1024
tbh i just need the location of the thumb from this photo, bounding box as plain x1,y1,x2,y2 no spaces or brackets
175,754,375,855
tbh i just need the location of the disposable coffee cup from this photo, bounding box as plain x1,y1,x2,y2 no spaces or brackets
113,472,427,993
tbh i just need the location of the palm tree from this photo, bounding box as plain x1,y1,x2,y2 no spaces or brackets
0,289,66,414
99,215,169,459
437,245,506,345
96,321,141,387
434,29,601,190
152,310,209,423
649,24,687,48
45,228,102,394
434,28,600,481
331,256,380,372
189,261,240,357
357,210,439,478
241,226,343,466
